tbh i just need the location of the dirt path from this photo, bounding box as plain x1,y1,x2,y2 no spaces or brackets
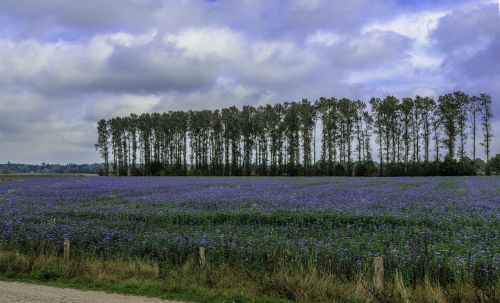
0,281,185,303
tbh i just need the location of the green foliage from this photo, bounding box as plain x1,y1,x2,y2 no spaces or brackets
490,153,500,174
354,161,378,177
95,91,493,177
0,162,101,174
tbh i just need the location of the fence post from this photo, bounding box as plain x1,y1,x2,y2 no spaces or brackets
198,246,206,267
373,256,384,292
63,238,70,261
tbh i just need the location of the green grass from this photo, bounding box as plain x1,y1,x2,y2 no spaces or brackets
434,178,460,190
0,249,497,303
399,181,428,190
0,274,285,303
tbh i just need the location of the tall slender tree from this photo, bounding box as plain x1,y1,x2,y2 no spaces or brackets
420,97,435,163
468,95,481,169
97,92,492,177
370,97,384,176
284,102,301,176
412,96,423,162
431,106,441,162
240,106,255,176
480,94,493,174
438,93,461,159
95,119,110,176
299,99,316,176
454,91,469,161
400,97,413,166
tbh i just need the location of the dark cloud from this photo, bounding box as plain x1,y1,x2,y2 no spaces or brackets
431,2,500,124
0,0,396,40
0,0,159,38
432,2,500,79
76,46,218,95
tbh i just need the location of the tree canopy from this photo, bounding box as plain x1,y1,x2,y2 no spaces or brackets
95,92,495,176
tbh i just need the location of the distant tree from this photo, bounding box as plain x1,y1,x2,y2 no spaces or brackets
210,109,224,176
137,113,152,175
369,97,384,176
337,98,357,175
480,94,493,175
226,106,242,176
400,97,413,166
362,111,373,162
252,106,267,176
284,102,300,176
354,100,366,163
127,114,139,175
221,107,234,176
264,104,280,176
0,163,103,174
454,91,469,161
381,96,399,166
438,93,461,159
468,96,482,170
317,97,338,175
95,119,110,176
421,97,435,163
431,105,441,162
240,105,255,176
413,96,423,162
96,91,493,177
299,99,316,176
490,153,500,174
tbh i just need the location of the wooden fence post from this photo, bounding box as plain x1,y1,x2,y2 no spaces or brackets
63,238,70,261
373,256,384,292
198,246,206,267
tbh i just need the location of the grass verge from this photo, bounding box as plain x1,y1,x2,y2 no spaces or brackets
0,249,497,303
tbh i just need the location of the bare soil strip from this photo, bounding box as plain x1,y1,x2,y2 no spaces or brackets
0,281,184,303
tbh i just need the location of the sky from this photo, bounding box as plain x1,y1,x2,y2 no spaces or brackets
0,0,499,164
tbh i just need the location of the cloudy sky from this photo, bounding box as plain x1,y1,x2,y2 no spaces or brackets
0,0,499,164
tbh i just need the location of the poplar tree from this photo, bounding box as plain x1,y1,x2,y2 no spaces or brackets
299,99,316,175
480,94,493,175
400,97,413,166
468,95,481,169
454,91,469,161
96,92,492,177
421,97,435,163
95,119,110,176
438,93,460,159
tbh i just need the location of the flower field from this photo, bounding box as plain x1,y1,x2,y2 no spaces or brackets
0,176,498,287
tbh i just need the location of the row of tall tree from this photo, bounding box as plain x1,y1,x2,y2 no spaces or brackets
95,92,494,176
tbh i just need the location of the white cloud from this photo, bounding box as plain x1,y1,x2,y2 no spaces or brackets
164,27,245,62
361,10,448,72
306,31,342,46
343,30,410,67
408,47,442,68
363,11,448,44
108,29,158,47
0,35,111,91
87,94,162,120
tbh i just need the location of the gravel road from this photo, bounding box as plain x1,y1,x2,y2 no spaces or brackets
0,281,184,303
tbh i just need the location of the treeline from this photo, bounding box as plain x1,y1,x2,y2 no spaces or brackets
0,162,102,174
95,92,494,177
